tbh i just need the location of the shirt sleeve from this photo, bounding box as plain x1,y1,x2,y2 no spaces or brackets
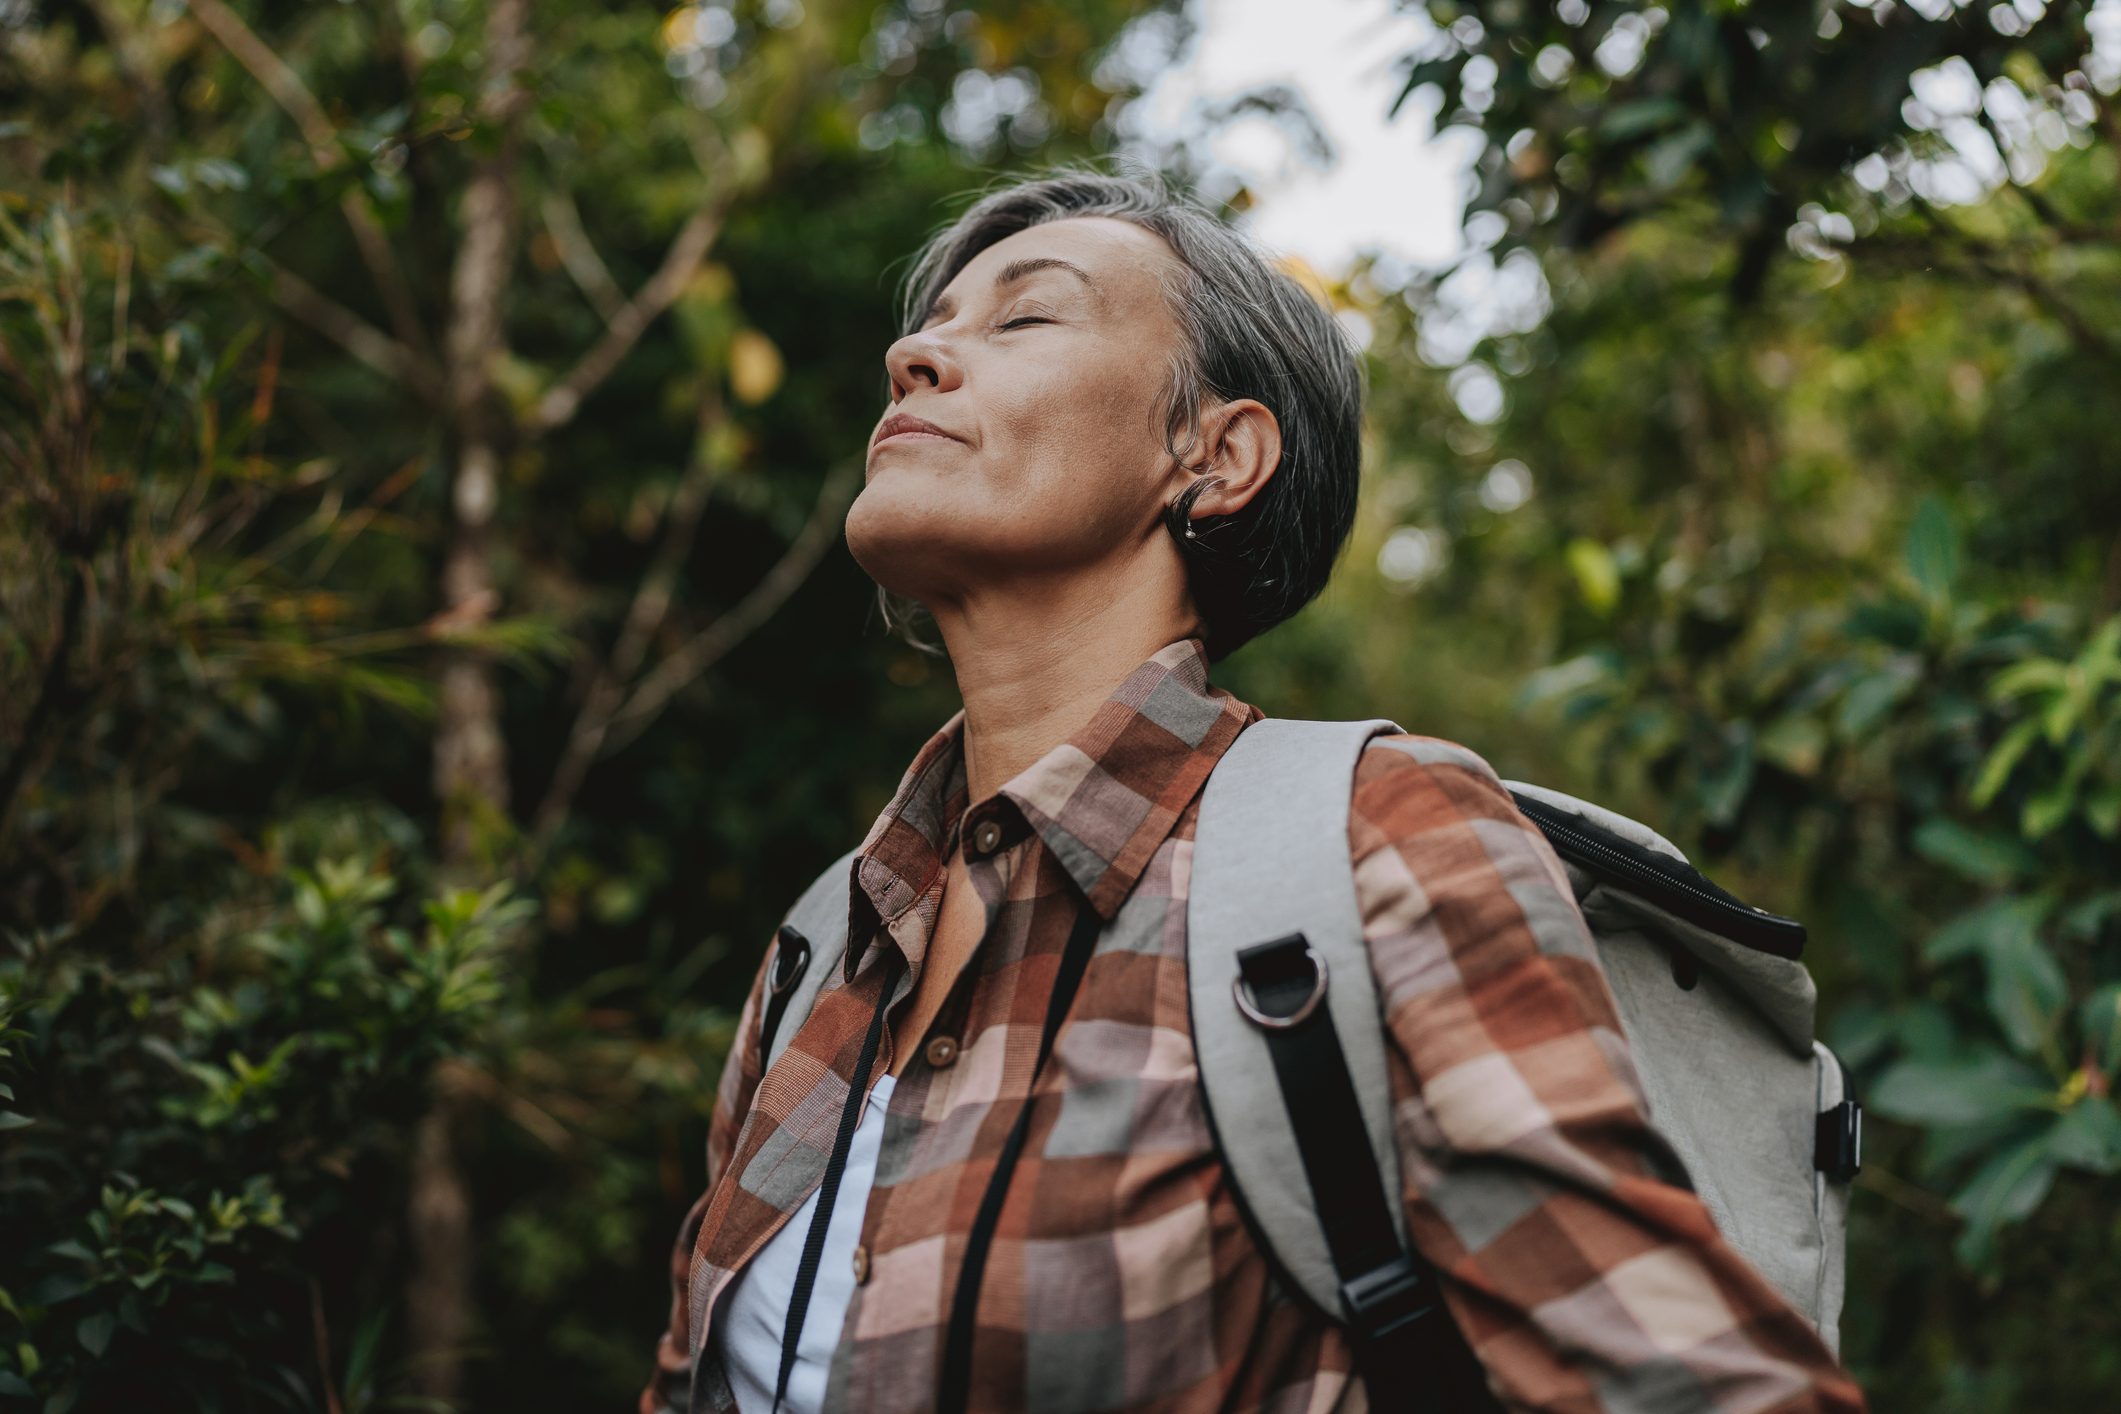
640,943,775,1414
1349,736,1866,1414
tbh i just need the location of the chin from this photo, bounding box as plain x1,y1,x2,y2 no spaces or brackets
845,473,955,602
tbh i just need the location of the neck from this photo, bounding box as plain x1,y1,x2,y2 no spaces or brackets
931,553,1196,803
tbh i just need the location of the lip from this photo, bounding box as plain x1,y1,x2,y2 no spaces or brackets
871,412,966,449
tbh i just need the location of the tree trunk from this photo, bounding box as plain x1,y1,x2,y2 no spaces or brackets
408,0,529,1397
404,1087,474,1403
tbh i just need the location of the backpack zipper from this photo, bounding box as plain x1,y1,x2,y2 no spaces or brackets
1509,793,1808,961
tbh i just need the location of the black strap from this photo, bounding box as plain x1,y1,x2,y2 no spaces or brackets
771,950,900,1414
759,925,812,1071
1236,935,1502,1414
935,903,1103,1414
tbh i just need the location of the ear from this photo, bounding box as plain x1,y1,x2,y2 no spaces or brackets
1187,399,1282,520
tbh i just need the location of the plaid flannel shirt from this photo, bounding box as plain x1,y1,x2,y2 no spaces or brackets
645,640,1865,1414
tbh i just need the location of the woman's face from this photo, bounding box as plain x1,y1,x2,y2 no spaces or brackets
845,217,1197,612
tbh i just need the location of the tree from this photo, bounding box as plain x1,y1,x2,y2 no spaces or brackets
1400,0,2120,367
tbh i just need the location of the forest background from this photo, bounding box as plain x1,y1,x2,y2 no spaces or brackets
2,0,2118,1409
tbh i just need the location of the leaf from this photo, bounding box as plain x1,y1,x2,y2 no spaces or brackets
1985,928,2068,1057
0,1111,31,1130
1602,97,1687,139
1911,818,2038,885
2082,983,2121,1074
1870,1053,2052,1126
1836,656,1921,738
1758,714,1826,776
2064,892,2121,941
1842,599,1925,649
1643,121,1714,189
2021,775,2079,840
1951,1133,2058,1268
2047,1099,2121,1175
1697,726,1755,826
0,1372,30,1396
1924,894,2052,964
2083,783,2121,838
1970,716,2042,808
1988,657,2068,702
1565,538,1620,613
74,1313,115,1358
1906,494,1961,604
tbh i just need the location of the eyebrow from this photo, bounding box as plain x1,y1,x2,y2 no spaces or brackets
923,257,1101,325
993,256,1098,293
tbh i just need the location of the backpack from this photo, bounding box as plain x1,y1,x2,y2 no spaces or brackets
756,719,1860,1409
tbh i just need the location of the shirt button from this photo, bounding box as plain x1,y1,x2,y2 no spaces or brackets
851,1245,870,1284
925,1035,959,1069
971,819,1003,856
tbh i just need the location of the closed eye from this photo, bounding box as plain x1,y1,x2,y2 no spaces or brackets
998,316,1051,331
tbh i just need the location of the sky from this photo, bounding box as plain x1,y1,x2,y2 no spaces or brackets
1113,0,1478,278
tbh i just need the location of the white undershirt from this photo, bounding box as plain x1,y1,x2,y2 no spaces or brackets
714,1072,897,1414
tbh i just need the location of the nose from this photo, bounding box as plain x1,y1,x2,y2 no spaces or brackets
884,328,963,401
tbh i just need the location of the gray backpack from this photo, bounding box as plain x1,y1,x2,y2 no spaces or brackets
759,719,1859,1406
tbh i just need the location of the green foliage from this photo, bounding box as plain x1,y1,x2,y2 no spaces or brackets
1402,0,2111,297
0,836,524,1407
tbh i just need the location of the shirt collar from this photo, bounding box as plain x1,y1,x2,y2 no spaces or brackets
845,639,1255,973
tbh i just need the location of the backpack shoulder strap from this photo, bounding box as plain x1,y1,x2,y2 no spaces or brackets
1191,718,1501,1413
1187,717,1405,1310
761,848,859,1075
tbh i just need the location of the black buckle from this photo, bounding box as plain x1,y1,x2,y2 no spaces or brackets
1340,1255,1442,1343
1815,1100,1862,1181
770,925,811,994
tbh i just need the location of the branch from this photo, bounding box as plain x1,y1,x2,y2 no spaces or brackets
597,459,860,750
187,0,431,359
523,200,727,436
0,538,88,841
525,398,728,860
1868,216,2120,365
539,190,626,324
269,264,439,389
2010,183,2107,247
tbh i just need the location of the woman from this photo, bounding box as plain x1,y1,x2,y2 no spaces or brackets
644,170,1863,1414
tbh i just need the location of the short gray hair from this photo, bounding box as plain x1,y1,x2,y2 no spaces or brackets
883,167,1364,660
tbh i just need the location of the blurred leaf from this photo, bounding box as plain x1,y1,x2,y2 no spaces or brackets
1757,714,1825,777
2086,784,2121,839
1871,1053,2052,1127
1985,928,2068,1058
2022,773,2081,841
1970,717,2042,809
1925,895,2052,965
1951,1134,2059,1268
1697,726,1755,827
1912,819,2038,886
1565,538,1620,614
74,1313,115,1357
1906,496,1961,605
1842,600,1925,650
1836,656,1920,739
2047,1099,2121,1175
2083,984,2121,1076
728,328,785,405
2065,892,2121,942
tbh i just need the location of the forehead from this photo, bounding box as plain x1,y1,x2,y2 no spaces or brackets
943,216,1179,310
